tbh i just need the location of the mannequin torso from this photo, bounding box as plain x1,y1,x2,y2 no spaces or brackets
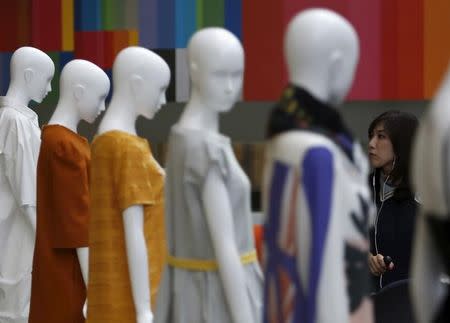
262,9,374,323
88,46,169,323
0,46,54,323
155,28,263,323
28,59,109,323
410,65,450,323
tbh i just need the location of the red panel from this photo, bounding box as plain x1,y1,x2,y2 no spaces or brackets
0,2,20,51
104,31,130,69
243,0,284,100
381,1,398,99
74,31,106,69
396,0,423,99
17,0,31,47
104,32,115,69
31,0,62,51
347,0,382,100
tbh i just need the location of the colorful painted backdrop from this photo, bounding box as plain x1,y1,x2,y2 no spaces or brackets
0,0,449,102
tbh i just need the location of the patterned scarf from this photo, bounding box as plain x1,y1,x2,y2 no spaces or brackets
267,85,355,162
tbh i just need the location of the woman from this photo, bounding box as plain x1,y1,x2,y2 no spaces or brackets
367,110,419,291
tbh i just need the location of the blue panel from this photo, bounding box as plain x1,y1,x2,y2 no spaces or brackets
302,147,334,323
104,69,113,103
157,0,175,49
138,0,158,48
225,0,242,40
175,0,196,48
59,51,75,70
75,0,102,31
0,53,12,95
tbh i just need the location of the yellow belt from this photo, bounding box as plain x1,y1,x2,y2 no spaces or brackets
167,250,258,271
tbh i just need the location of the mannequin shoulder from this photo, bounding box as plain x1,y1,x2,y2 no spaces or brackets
266,130,337,165
0,107,28,129
170,126,229,154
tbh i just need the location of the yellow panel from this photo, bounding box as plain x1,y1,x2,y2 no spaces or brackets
128,29,139,46
62,0,74,51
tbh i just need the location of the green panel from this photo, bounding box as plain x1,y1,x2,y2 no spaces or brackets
196,0,204,28
102,0,125,30
202,0,224,27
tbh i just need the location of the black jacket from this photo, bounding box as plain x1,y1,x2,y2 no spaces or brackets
369,170,418,291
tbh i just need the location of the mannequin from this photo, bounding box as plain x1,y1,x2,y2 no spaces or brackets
28,59,110,323
410,65,450,323
0,46,54,323
262,9,374,323
155,27,263,323
88,46,170,323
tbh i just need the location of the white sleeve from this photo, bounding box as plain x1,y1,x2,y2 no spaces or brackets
1,120,38,207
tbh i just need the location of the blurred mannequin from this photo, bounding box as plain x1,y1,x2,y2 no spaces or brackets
0,46,54,323
262,9,374,323
29,59,109,323
411,65,450,323
155,28,262,323
88,47,170,323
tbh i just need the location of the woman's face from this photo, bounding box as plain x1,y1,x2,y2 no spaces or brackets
368,122,395,173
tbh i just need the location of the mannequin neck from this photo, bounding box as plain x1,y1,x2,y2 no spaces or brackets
48,99,81,133
5,83,31,107
99,95,138,135
178,90,219,133
289,75,335,107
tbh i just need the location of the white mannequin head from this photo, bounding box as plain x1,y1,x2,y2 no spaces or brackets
284,9,359,106
7,46,55,104
112,46,170,120
49,59,110,132
187,27,244,113
59,59,110,123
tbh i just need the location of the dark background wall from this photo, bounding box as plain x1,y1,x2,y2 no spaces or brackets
33,99,428,151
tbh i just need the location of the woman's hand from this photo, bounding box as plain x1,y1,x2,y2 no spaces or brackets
368,253,394,276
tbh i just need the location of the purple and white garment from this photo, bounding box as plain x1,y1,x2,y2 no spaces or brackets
262,131,374,323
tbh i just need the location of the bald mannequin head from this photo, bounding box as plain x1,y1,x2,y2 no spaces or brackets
284,9,359,106
187,27,244,112
8,46,55,104
111,46,170,119
59,59,110,123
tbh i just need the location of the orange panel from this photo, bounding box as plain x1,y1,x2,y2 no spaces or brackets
396,0,423,99
424,0,450,98
62,0,74,51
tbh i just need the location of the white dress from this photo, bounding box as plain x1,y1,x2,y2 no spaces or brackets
262,131,375,323
155,125,263,323
0,97,40,323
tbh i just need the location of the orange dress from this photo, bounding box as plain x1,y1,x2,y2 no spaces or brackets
87,131,166,323
29,125,90,323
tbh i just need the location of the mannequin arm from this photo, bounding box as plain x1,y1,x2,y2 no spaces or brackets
76,247,89,318
202,170,253,323
122,205,153,323
76,247,89,286
22,204,36,233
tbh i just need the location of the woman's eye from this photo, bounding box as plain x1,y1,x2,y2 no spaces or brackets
378,135,385,139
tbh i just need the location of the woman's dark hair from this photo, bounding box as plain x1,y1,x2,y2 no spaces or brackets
368,110,419,193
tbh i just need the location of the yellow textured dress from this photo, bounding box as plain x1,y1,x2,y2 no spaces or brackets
87,130,166,323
